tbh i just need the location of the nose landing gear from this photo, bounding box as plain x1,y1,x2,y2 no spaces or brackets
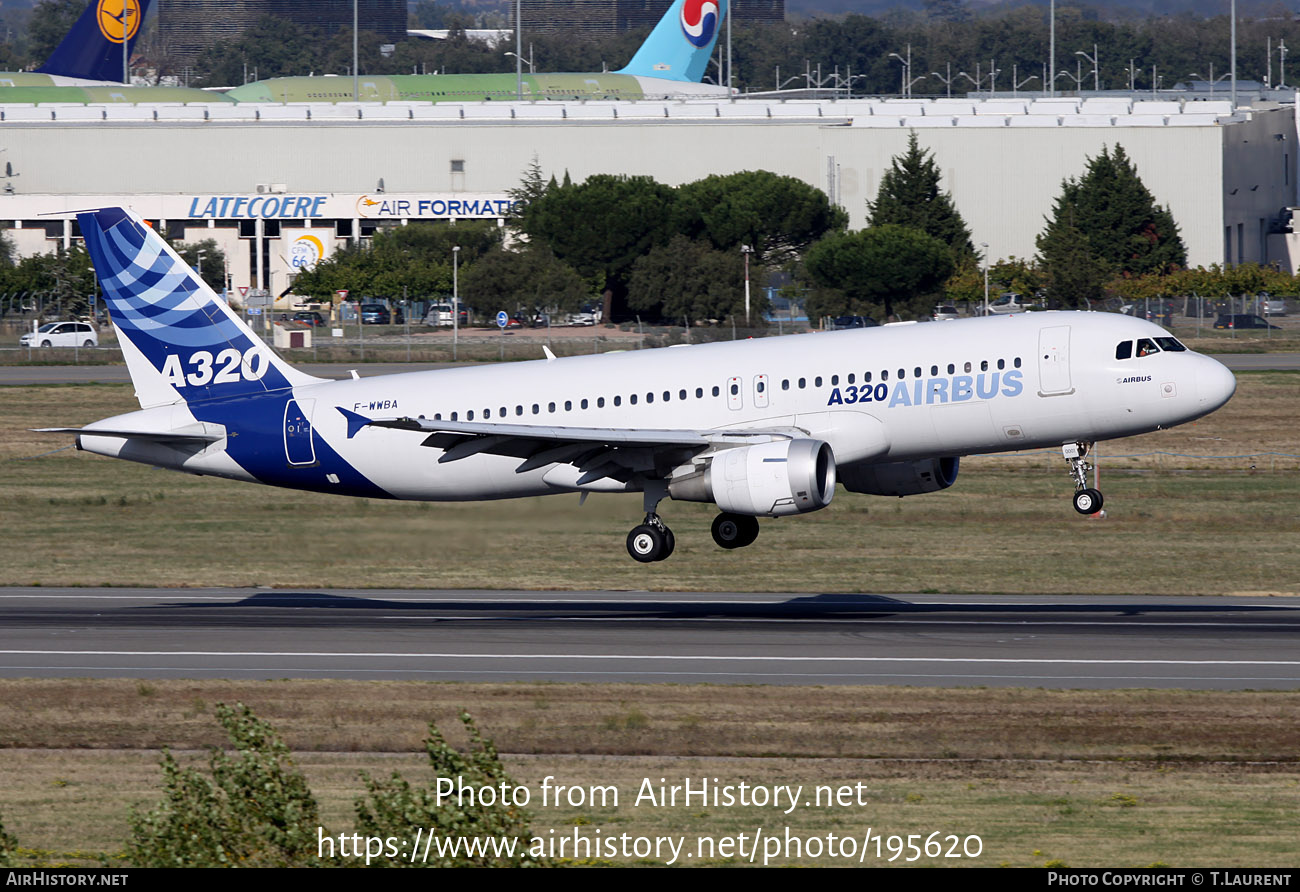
1064,441,1104,515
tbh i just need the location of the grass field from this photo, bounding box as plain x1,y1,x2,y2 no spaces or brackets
1,372,1297,867
1,681,1298,868
1,373,1297,593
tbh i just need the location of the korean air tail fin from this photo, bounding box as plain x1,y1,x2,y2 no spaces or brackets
617,0,727,83
36,0,151,83
78,207,325,410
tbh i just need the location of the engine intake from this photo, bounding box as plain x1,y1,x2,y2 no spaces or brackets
670,439,836,516
839,456,959,497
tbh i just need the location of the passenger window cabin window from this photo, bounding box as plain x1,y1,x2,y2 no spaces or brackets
782,380,789,390
646,393,654,403
499,407,506,417
679,389,687,400
663,391,670,401
831,375,839,386
532,404,539,414
548,402,556,413
882,370,889,381
798,378,806,389
613,396,621,406
1014,357,1022,368
981,360,989,371
757,380,765,392
712,386,720,397
515,406,523,416
898,369,905,379
729,383,738,396
997,359,1005,370
948,363,955,374
865,372,873,383
931,365,938,376
848,373,855,384
581,399,589,409
914,367,921,378
964,362,972,373
565,400,572,411
451,412,458,421
815,376,823,387
630,394,638,405
467,411,475,420
696,387,704,398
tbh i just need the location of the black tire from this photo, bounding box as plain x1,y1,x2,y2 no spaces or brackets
626,524,667,563
661,527,675,560
82,340,94,347
40,340,52,348
1072,488,1103,515
712,513,760,549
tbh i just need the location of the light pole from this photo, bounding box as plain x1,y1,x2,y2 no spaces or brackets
1075,44,1099,92
505,47,534,74
1012,64,1039,96
889,45,913,97
1189,66,1230,95
981,243,990,317
452,245,460,361
741,244,753,325
932,62,956,98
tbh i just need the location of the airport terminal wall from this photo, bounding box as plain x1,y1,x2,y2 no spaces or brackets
0,97,1292,291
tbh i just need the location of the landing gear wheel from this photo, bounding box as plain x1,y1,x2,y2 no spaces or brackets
1072,488,1103,515
627,523,673,563
711,513,760,549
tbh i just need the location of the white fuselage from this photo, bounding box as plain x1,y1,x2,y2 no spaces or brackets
80,312,1236,503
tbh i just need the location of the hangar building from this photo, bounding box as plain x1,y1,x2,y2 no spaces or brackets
0,95,1294,294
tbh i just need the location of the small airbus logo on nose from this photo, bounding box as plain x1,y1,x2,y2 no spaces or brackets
97,0,141,44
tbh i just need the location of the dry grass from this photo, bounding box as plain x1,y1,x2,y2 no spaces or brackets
1,682,1298,868
2,375,1297,594
2,680,1298,761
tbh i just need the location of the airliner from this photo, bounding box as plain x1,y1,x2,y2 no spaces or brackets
0,0,232,104
45,208,1236,563
224,0,730,104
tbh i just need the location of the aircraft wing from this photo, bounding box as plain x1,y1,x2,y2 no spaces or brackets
337,407,804,480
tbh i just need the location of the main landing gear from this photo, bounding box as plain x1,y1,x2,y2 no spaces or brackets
624,482,763,562
1063,441,1104,515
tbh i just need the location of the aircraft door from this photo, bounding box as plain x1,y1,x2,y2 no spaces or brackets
284,398,317,466
753,374,769,408
727,376,743,410
1037,325,1074,395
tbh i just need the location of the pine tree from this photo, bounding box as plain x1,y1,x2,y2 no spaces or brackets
867,132,975,262
1038,144,1186,281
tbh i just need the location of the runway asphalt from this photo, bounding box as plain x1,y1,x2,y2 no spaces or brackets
2,588,1297,689
0,353,1297,385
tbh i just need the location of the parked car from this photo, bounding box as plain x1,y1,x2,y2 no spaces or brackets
360,303,390,324
1261,295,1288,316
1214,314,1280,330
292,311,326,327
831,315,880,330
978,293,1032,315
20,321,97,348
423,303,454,326
932,304,960,321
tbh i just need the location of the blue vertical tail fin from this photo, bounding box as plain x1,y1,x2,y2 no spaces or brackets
36,0,151,83
78,207,324,409
617,0,727,83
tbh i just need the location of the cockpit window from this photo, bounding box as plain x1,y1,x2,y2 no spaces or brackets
1136,338,1160,357
1155,337,1187,353
1116,341,1133,360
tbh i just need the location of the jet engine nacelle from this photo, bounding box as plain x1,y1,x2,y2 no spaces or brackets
839,456,959,497
670,438,836,516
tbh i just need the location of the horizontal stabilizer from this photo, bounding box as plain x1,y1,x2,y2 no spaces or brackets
34,426,222,444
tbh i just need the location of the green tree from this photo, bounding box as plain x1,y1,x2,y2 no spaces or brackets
521,173,677,317
674,170,847,266
0,810,17,867
626,234,758,323
459,244,591,319
803,225,955,320
354,711,549,868
1038,144,1186,281
128,703,323,868
26,0,83,69
867,132,975,263
1036,220,1111,307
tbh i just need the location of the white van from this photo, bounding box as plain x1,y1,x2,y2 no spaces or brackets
423,304,454,326
20,321,98,348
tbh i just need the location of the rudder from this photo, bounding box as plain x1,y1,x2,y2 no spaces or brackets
78,207,323,409
617,0,727,84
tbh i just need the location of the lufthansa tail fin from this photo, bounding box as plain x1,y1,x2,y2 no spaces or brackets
36,0,151,83
78,207,325,410
617,0,727,83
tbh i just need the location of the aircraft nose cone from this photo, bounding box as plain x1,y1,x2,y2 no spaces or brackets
1196,356,1237,411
